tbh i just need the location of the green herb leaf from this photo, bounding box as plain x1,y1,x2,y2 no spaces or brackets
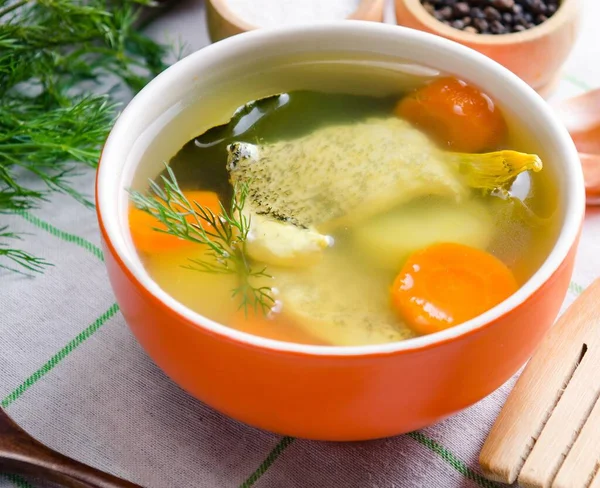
0,226,51,275
0,0,168,273
129,165,276,317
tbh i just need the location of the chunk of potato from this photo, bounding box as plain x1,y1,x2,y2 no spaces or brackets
353,198,494,272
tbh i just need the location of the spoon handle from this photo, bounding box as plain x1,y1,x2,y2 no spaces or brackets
0,413,142,488
0,449,142,488
552,88,600,155
0,450,142,488
550,89,600,205
580,153,600,205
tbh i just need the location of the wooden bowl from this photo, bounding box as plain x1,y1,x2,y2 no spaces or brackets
206,0,386,42
395,0,581,97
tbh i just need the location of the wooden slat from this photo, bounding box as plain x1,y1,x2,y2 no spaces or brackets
479,279,600,484
589,469,600,488
553,393,600,488
518,346,600,487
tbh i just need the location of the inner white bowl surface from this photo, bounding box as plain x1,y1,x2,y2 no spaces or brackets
97,22,585,356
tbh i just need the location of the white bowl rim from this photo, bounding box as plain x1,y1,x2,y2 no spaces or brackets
97,21,585,357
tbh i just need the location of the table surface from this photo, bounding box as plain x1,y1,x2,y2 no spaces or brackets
2,1,600,487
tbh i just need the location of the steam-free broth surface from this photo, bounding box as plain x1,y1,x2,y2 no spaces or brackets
129,61,559,347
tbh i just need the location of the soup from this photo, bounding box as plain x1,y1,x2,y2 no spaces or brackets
127,58,559,347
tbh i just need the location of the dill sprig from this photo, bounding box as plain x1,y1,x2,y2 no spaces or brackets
129,166,276,317
0,0,168,273
0,225,51,275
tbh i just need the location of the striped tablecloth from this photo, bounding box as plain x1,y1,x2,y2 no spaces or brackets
2,1,599,486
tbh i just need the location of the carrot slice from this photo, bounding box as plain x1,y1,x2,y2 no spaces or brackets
129,190,221,254
391,242,518,335
230,310,327,346
395,77,507,152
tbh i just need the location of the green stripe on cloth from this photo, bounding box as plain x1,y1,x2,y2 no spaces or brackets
239,432,497,488
236,279,588,487
563,74,593,92
1,214,115,486
407,432,500,488
16,210,104,262
10,201,589,488
569,281,585,296
1,303,119,409
1,474,34,488
239,436,295,488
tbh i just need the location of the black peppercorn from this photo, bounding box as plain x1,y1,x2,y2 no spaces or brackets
420,0,560,35
529,0,546,14
472,17,489,32
471,6,485,18
453,2,471,16
515,15,527,26
490,20,506,34
493,0,515,10
484,6,502,20
437,6,453,20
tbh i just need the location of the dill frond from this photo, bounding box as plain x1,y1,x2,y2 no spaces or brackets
0,226,51,275
129,166,276,317
0,0,168,272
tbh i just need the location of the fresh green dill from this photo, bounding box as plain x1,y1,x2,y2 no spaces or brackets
0,225,51,274
0,0,168,273
129,166,275,317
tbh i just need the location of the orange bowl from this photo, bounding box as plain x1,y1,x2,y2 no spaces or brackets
96,23,585,441
395,0,581,97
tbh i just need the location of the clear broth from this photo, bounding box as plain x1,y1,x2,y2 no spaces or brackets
131,57,560,346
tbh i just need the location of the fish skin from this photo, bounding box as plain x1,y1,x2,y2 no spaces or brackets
227,117,464,268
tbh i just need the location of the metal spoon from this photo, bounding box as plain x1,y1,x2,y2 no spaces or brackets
0,407,143,488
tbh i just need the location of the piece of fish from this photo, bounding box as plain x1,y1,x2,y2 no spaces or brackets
272,252,416,346
227,116,466,267
228,116,465,231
